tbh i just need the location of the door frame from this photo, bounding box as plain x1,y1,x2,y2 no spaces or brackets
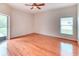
0,12,10,40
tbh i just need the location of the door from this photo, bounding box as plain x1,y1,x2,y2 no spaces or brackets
0,14,8,43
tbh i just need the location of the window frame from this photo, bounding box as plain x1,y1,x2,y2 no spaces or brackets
60,16,73,36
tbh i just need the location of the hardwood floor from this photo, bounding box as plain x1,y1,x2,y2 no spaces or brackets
8,33,78,56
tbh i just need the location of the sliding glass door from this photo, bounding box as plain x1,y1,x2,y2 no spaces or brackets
0,14,8,43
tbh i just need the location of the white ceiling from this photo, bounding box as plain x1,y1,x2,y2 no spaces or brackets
8,3,76,14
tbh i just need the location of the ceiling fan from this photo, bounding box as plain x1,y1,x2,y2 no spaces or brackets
25,3,45,10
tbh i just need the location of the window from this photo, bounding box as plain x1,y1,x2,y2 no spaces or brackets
60,17,73,35
0,15,7,37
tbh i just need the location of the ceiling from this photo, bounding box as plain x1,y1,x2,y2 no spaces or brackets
8,3,76,14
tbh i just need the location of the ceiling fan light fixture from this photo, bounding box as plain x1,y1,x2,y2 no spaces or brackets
25,3,45,10
33,6,37,9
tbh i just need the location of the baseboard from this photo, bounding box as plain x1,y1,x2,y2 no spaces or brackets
35,33,77,42
10,32,77,42
10,33,36,39
54,36,77,42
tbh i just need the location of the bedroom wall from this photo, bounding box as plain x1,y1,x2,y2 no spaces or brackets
0,3,12,15
34,5,77,41
77,4,79,44
0,3,34,38
10,9,34,38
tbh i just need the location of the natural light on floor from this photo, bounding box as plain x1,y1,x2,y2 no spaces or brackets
60,42,73,56
0,40,7,56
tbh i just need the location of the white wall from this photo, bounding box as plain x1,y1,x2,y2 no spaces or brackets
0,3,12,15
0,3,34,38
77,4,79,44
10,9,34,38
34,5,77,41
0,4,34,38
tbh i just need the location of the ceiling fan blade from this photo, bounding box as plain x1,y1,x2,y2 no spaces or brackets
25,3,45,10
33,3,38,6
25,4,32,6
37,6,41,9
31,7,34,9
37,3,45,6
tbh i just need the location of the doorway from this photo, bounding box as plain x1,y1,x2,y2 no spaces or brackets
0,13,9,56
0,13,8,43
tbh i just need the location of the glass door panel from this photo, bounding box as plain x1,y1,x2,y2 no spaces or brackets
0,14,8,42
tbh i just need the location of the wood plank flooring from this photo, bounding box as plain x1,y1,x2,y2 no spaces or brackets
8,33,78,56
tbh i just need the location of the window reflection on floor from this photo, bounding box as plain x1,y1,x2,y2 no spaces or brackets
60,42,73,56
0,40,7,56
